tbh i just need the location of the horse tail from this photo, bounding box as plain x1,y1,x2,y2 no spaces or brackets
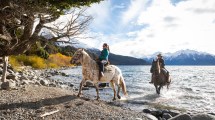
120,75,128,96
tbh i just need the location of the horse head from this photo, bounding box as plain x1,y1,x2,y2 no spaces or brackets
151,59,161,75
70,48,84,64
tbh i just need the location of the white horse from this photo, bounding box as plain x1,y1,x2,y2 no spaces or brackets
70,49,127,100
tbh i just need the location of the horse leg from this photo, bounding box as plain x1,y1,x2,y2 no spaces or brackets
110,81,117,101
155,85,159,94
158,86,162,95
117,85,121,99
167,77,171,89
77,80,85,97
94,83,100,100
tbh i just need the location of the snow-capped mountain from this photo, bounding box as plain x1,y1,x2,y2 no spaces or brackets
144,49,215,65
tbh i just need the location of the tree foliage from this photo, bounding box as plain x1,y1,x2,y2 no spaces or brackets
0,0,102,57
0,0,102,83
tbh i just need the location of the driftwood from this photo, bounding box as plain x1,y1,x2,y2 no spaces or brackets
40,110,59,117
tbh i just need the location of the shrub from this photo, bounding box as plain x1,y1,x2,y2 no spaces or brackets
48,53,72,67
9,55,46,69
9,56,22,71
9,53,73,70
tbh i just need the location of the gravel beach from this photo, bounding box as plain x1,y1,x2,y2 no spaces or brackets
1,65,215,120
0,85,150,120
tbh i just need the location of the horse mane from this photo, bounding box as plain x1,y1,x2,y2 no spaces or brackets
81,50,98,67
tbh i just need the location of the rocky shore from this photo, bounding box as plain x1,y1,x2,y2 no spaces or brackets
0,64,215,120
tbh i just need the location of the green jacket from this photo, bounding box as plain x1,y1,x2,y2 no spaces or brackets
99,48,109,61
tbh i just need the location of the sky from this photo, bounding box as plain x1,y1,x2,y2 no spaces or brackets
77,0,215,58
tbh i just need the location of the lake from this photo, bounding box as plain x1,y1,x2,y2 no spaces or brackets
50,65,215,113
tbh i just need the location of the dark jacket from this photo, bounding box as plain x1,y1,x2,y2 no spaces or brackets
158,58,165,68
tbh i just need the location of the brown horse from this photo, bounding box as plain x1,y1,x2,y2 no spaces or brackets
151,59,171,94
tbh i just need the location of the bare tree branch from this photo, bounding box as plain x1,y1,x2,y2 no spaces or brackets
43,8,92,42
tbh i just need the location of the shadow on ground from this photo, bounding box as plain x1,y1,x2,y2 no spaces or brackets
0,95,77,110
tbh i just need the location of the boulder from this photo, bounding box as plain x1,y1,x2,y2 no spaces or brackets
48,83,57,87
151,110,163,118
61,72,69,77
143,109,151,114
144,113,158,120
20,75,29,80
163,113,172,120
192,114,215,120
6,73,17,80
21,80,31,85
168,110,180,117
40,79,49,86
7,69,14,74
169,114,192,120
209,113,215,116
1,81,16,90
69,84,74,87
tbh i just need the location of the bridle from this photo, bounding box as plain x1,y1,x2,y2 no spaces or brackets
73,52,83,62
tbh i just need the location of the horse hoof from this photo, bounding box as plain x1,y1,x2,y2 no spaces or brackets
77,94,80,97
112,98,116,101
117,95,121,99
96,97,100,100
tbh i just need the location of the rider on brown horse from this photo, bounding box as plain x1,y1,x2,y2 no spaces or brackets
149,53,170,84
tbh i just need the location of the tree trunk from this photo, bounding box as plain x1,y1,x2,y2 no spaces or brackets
1,56,8,83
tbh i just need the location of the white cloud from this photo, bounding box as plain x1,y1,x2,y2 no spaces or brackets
132,0,215,56
86,1,111,30
121,0,150,25
79,0,215,57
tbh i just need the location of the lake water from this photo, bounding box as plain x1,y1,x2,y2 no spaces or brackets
51,66,215,113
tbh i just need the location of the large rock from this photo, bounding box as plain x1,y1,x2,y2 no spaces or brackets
20,75,29,80
61,72,69,77
151,110,163,118
6,73,17,80
7,69,14,74
192,114,215,120
40,79,49,86
168,110,181,117
1,81,16,90
163,113,172,120
144,114,158,120
169,114,192,120
143,109,151,114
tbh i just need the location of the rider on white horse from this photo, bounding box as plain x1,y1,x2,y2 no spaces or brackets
97,43,110,80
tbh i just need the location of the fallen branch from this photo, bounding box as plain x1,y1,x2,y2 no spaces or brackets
40,110,59,117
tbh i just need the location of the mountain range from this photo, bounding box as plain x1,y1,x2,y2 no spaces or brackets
56,41,149,65
144,49,215,65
